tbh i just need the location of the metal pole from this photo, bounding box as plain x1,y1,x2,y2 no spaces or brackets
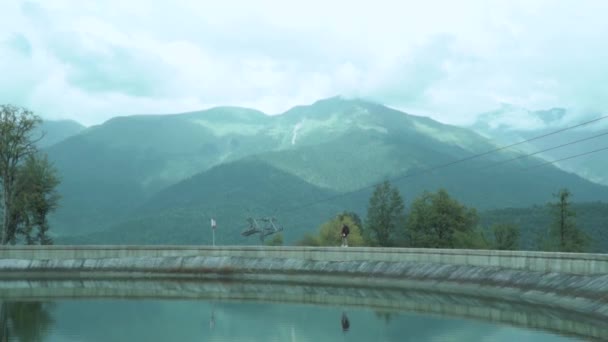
211,218,216,246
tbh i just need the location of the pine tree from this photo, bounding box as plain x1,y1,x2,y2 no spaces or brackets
545,189,589,252
490,223,520,250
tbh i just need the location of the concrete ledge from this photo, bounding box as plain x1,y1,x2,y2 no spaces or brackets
1,246,607,275
1,255,607,315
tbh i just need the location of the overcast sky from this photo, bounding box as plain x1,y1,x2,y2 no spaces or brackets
1,0,606,126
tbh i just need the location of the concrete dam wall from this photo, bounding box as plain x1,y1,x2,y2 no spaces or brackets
1,245,607,337
1,245,607,275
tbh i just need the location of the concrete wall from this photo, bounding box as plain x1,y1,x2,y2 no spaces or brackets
1,245,607,275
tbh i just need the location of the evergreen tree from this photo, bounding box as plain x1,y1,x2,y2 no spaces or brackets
364,181,405,246
544,189,589,252
490,223,520,250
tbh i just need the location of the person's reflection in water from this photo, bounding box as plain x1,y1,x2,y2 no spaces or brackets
209,306,215,330
341,312,350,332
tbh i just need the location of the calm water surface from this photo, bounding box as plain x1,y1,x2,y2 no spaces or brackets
1,299,583,342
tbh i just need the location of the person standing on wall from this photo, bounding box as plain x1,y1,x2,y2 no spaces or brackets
341,224,350,247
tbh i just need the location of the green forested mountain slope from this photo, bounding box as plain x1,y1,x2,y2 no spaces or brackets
58,159,342,245
47,97,608,242
58,151,608,246
46,107,277,234
479,202,608,252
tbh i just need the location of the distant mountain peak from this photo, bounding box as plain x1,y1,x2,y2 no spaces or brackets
473,105,569,131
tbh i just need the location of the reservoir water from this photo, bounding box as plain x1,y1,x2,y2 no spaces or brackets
0,280,603,341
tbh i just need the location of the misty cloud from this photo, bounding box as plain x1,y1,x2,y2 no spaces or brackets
0,0,606,126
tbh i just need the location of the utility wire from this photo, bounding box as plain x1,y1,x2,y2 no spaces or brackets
523,146,608,170
281,137,608,230
279,115,608,214
479,130,608,170
281,143,608,233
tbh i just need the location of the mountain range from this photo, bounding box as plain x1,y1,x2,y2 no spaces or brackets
32,97,608,246
469,104,608,186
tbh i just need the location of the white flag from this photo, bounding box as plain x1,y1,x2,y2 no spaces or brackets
211,218,217,229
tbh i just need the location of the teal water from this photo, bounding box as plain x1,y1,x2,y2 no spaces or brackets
0,299,583,342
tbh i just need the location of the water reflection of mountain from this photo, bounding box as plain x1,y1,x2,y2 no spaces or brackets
0,301,54,342
0,280,605,341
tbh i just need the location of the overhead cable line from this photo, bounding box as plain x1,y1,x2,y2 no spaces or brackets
282,143,608,231
279,115,608,214
479,130,608,170
523,146,608,170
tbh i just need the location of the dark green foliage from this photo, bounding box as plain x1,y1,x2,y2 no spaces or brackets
13,154,60,245
0,105,40,244
406,189,480,248
317,213,364,246
45,107,274,235
479,202,608,252
0,105,59,245
295,212,364,247
338,211,363,230
264,233,283,246
0,301,54,342
489,223,520,250
58,159,343,246
48,98,608,246
363,181,405,246
453,227,490,249
294,233,320,246
540,189,590,252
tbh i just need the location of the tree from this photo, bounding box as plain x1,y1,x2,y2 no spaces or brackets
297,213,364,247
0,105,59,245
264,233,283,246
489,223,520,250
294,233,320,246
406,189,480,248
453,226,490,249
14,154,60,245
543,189,589,252
0,301,55,342
318,214,364,247
338,211,363,230
364,181,405,246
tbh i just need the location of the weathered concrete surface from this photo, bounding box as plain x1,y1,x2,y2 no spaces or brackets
0,255,607,318
1,279,607,341
1,246,607,275
1,245,607,339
